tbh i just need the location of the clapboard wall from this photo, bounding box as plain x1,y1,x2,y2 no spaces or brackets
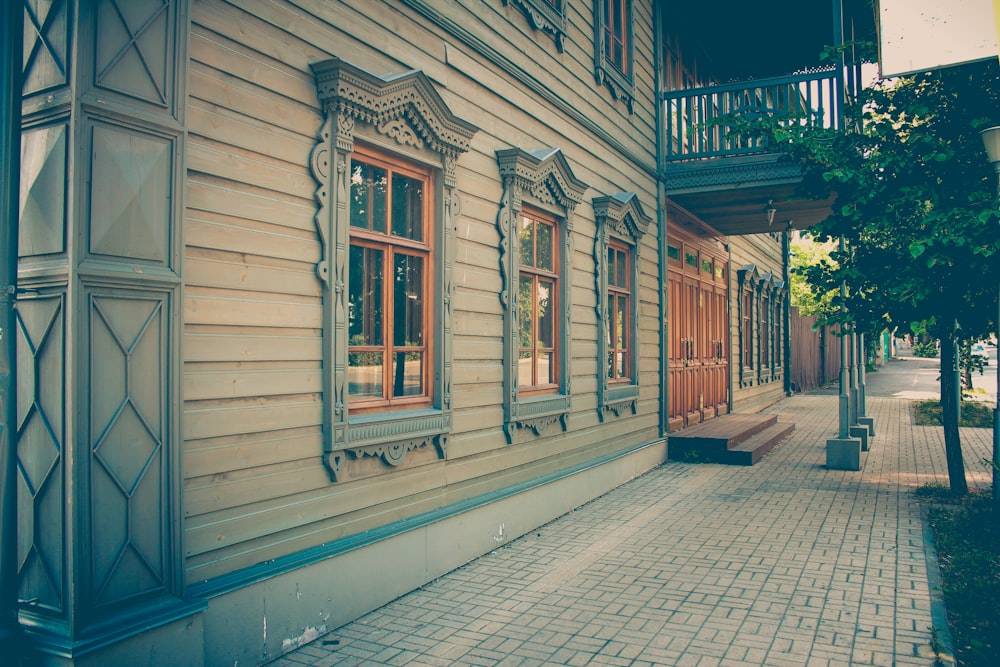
182,0,662,586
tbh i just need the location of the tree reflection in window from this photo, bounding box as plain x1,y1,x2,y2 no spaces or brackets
518,210,558,392
347,147,431,411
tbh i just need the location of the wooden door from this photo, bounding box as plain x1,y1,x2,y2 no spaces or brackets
667,226,729,431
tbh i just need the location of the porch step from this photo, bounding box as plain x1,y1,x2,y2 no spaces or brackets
667,413,794,466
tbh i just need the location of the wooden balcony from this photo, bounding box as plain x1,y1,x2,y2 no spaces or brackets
662,67,858,235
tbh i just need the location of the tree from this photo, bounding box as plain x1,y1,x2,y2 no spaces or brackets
789,233,838,317
735,56,1000,494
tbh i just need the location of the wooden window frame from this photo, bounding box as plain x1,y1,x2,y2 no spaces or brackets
606,240,632,384
737,264,761,388
593,0,635,112
518,208,561,395
347,147,434,413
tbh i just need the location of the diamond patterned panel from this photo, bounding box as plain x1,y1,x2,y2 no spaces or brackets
89,294,167,607
90,124,171,263
19,124,67,257
95,0,171,106
15,296,65,613
22,0,69,96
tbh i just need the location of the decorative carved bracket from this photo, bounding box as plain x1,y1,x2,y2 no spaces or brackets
502,0,567,51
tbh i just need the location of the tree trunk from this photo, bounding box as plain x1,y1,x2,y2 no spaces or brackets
940,334,969,495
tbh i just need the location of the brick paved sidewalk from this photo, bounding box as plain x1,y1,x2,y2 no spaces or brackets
269,394,993,666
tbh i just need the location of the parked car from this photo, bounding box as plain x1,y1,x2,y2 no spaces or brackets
972,342,990,364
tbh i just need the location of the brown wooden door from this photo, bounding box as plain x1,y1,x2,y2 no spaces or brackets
667,228,729,431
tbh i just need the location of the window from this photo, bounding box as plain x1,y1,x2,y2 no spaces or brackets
742,289,753,371
518,208,559,393
603,0,629,76
606,242,630,382
310,58,477,481
496,147,588,441
737,264,760,388
348,148,432,411
592,192,649,420
594,0,634,111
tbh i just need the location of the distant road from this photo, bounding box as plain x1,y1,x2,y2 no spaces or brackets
865,351,940,399
865,344,997,404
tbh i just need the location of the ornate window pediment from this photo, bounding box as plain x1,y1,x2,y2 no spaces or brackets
495,147,588,442
310,57,477,481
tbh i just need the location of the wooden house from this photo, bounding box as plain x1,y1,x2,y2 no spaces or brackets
2,1,870,664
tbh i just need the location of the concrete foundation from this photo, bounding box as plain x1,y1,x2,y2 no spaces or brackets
827,437,862,470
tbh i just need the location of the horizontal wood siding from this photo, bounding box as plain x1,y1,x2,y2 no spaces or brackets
183,0,662,583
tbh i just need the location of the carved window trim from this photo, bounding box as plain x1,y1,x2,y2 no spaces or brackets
593,0,635,113
496,147,588,442
592,192,650,420
761,273,786,383
502,0,567,51
737,264,760,387
757,277,774,383
310,57,478,481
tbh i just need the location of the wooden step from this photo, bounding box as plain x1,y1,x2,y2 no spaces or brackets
723,422,795,465
667,413,792,466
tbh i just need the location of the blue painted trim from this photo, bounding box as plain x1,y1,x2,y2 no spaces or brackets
19,596,208,659
190,437,665,600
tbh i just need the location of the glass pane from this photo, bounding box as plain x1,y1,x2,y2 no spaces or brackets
667,245,680,261
518,350,533,387
391,350,423,398
606,294,614,345
348,351,383,401
393,253,424,347
702,258,712,274
391,172,423,241
607,352,614,379
536,222,553,271
615,295,626,348
348,245,383,346
518,277,533,348
607,247,617,286
616,249,627,286
519,218,534,267
616,351,627,379
685,251,697,267
349,162,387,232
538,351,553,385
537,279,554,348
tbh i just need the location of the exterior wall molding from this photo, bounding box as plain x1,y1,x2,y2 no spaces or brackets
495,147,588,442
592,192,650,421
310,57,478,481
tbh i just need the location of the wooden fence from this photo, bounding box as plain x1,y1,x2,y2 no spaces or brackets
789,305,842,393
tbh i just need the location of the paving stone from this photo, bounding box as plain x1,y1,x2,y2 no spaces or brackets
268,393,986,666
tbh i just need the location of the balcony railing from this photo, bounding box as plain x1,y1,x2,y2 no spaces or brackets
663,67,855,163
